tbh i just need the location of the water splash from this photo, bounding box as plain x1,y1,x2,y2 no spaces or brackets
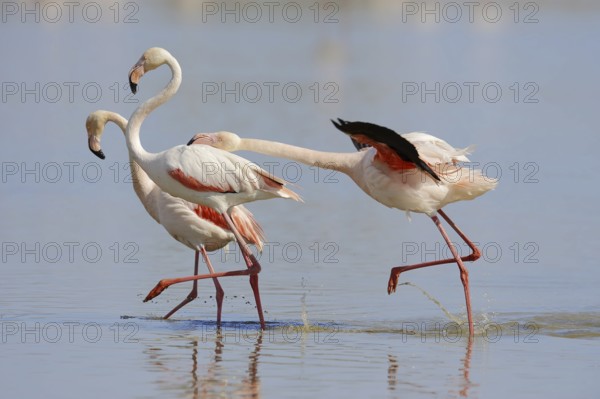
300,292,310,331
398,282,460,323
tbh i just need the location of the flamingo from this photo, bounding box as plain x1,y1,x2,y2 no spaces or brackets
187,123,497,337
125,47,302,329
86,110,266,324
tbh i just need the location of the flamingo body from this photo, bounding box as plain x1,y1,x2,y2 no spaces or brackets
85,110,264,322
123,47,301,329
124,48,300,217
188,124,497,337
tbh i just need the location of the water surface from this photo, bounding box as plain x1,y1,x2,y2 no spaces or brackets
1,1,599,398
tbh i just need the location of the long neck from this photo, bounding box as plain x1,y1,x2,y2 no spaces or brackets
107,112,161,223
236,138,361,174
126,56,182,167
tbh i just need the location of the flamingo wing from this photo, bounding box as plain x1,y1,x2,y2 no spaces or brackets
230,205,266,252
167,145,254,194
331,119,440,181
167,145,301,201
402,132,473,165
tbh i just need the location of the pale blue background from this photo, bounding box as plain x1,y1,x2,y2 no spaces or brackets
1,1,598,398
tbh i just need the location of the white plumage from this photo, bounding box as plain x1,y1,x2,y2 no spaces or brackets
86,110,265,323
123,47,301,330
188,125,497,338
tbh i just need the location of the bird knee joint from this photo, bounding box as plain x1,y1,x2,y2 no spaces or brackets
470,247,481,261
250,265,261,275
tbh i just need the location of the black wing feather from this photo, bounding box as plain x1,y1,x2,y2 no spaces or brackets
331,118,440,181
350,138,371,151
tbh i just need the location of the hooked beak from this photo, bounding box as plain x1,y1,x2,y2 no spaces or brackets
128,57,145,94
88,137,106,159
186,136,197,146
187,133,214,146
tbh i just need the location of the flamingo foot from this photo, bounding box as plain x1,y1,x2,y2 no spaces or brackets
144,279,169,302
388,269,401,294
162,289,198,319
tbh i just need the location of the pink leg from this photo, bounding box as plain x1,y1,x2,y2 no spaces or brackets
438,209,481,260
433,215,474,337
145,211,266,330
387,212,475,337
388,210,480,294
144,263,260,303
199,247,225,326
162,250,200,319
222,211,265,330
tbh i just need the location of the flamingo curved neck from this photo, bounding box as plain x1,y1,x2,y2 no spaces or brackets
105,112,161,223
126,56,182,168
236,138,361,173
108,113,128,133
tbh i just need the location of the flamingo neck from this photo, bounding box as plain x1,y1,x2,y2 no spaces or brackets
106,112,161,223
106,112,128,133
126,56,182,169
236,138,360,174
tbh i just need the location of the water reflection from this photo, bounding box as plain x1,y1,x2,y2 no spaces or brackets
458,339,473,398
387,338,474,397
145,329,263,398
236,332,262,398
387,354,399,391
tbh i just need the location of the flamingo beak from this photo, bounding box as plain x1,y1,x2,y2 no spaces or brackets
187,133,214,146
88,136,105,159
128,57,145,94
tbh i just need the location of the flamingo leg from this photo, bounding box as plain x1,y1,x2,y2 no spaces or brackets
162,250,201,319
200,246,225,327
222,211,265,330
388,213,475,337
221,212,257,267
388,210,480,294
433,215,474,337
144,265,260,303
145,212,266,330
437,209,481,260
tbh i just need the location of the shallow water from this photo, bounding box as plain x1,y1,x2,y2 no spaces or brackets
1,1,599,398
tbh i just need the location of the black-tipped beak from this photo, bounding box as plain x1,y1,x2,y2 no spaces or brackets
90,146,106,160
129,80,137,95
186,136,196,146
128,58,145,95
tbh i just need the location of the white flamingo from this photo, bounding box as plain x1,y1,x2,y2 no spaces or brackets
86,110,265,324
125,47,302,329
187,122,497,337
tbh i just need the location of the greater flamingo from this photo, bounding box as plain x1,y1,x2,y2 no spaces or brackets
187,123,497,337
125,47,302,329
86,110,265,324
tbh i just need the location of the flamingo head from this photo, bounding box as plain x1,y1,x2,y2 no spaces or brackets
129,47,173,94
187,131,241,152
85,110,110,159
